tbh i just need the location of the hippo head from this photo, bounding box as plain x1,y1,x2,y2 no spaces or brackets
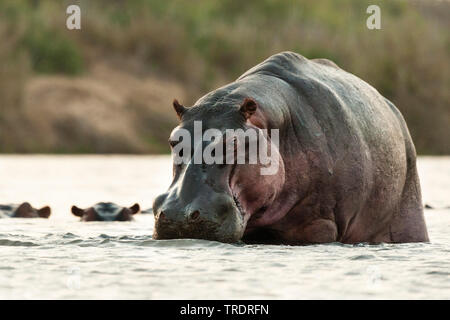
0,202,51,218
71,202,140,221
152,98,285,243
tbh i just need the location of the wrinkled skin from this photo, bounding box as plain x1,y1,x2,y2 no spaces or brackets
0,202,51,218
71,202,140,221
153,52,429,244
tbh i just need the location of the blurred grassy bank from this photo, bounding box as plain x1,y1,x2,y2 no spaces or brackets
0,0,448,154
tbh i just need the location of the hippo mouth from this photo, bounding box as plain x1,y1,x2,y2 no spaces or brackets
229,163,247,218
232,195,246,217
154,215,223,241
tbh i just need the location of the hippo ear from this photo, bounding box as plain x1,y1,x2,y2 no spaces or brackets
37,206,51,218
71,206,85,217
239,98,258,120
129,203,140,215
173,99,186,119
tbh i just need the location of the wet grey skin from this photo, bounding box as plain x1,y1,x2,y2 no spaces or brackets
0,203,51,218
71,202,140,221
152,51,429,245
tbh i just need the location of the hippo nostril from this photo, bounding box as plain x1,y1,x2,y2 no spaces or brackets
190,210,200,220
159,211,166,220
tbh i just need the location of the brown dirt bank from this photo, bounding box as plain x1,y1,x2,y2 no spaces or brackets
14,62,185,153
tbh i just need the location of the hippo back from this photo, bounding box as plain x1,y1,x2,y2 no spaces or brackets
235,52,418,242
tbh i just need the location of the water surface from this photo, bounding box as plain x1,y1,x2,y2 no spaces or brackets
0,155,449,299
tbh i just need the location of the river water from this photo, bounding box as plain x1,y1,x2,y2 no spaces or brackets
0,155,448,299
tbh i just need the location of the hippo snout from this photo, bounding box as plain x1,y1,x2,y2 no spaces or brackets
154,209,223,241
152,192,245,243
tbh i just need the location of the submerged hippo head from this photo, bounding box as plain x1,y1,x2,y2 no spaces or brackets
71,202,140,221
152,98,285,242
0,202,51,218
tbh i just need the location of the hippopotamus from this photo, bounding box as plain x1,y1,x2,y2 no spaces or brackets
0,203,51,218
152,51,429,244
71,202,140,221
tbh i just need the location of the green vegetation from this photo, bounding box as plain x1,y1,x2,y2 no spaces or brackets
23,25,84,75
0,0,449,154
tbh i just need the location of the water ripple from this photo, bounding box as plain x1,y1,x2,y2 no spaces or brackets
349,254,376,260
0,239,40,247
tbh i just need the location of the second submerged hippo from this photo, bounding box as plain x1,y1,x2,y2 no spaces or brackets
71,202,140,221
0,202,51,218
